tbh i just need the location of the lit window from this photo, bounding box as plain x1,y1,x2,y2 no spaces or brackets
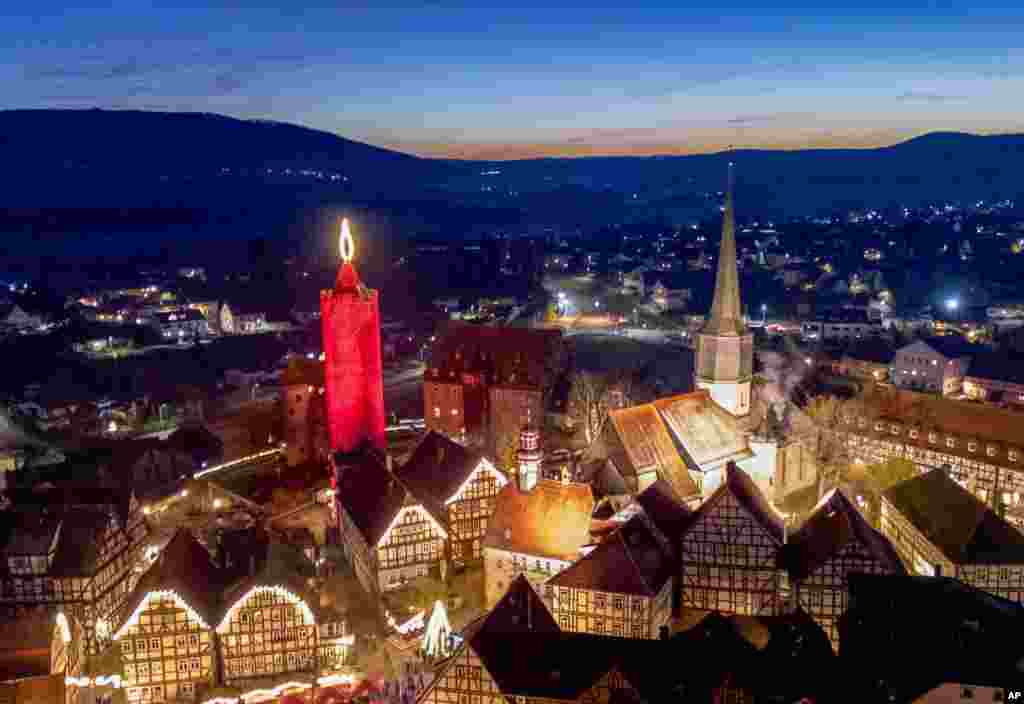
929,432,938,444
909,430,919,439
875,422,885,432
946,437,955,448
1010,450,1018,462
433,407,440,418
987,446,997,457
969,442,977,453
890,424,900,435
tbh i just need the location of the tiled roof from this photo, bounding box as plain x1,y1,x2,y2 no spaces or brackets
333,448,404,546
653,391,754,472
394,431,487,519
483,480,594,561
860,388,1024,448
685,462,785,545
883,469,1024,564
114,529,226,634
548,514,676,596
779,490,905,580
635,479,692,539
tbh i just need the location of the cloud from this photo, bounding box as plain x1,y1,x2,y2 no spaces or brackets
896,91,968,104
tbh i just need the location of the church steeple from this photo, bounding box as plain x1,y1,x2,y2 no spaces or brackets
703,162,745,337
694,161,754,417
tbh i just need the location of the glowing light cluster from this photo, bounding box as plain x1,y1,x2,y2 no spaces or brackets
376,505,448,548
56,613,71,643
340,219,355,262
422,600,452,658
200,674,357,704
443,458,507,506
216,585,315,633
194,448,282,479
113,590,210,640
387,609,425,635
65,675,122,688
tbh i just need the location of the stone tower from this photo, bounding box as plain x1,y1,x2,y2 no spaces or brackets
516,416,542,492
320,219,387,453
695,163,754,416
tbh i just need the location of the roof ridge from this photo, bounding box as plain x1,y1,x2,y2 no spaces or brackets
615,524,655,596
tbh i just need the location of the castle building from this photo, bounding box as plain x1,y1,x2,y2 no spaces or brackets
694,164,754,418
423,322,565,452
320,219,386,454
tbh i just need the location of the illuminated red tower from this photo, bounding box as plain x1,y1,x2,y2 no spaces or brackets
321,219,386,454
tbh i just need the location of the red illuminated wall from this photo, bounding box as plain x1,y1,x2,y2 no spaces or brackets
320,261,386,454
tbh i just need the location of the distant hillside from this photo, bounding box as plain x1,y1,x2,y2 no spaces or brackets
0,108,1022,225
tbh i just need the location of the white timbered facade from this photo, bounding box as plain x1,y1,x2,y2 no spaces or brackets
543,582,671,640
679,464,785,616
445,461,503,562
377,504,448,589
217,586,317,684
418,639,506,704
115,593,215,704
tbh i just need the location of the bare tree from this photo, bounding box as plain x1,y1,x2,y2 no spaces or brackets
805,395,856,499
569,371,631,446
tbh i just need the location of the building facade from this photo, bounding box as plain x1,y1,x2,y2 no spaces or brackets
892,340,971,396
880,469,1024,602
544,515,674,640
779,490,905,649
320,219,386,454
679,463,786,616
280,358,328,468
694,164,753,417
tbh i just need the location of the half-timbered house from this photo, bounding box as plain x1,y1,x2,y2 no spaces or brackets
482,479,595,608
544,514,675,640
394,432,507,564
777,489,905,649
111,530,221,704
418,576,759,704
880,468,1024,601
679,462,786,616
335,433,507,594
0,488,151,655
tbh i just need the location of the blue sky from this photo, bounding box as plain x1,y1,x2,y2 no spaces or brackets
4,0,1024,158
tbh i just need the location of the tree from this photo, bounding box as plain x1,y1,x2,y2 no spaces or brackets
863,457,918,493
804,395,857,499
569,371,630,446
496,430,519,475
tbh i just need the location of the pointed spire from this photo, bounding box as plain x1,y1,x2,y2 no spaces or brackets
703,162,746,336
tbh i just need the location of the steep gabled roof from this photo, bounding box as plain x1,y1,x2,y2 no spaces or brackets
113,529,224,636
779,490,905,580
548,514,676,596
883,468,1024,564
394,431,489,518
685,462,785,545
635,479,692,539
483,480,594,562
333,448,404,546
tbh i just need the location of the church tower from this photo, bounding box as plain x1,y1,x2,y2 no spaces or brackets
321,219,387,453
695,163,754,416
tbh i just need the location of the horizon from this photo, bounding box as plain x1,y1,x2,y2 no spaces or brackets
5,1,1024,160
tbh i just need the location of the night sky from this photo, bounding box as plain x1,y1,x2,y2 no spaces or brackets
5,1,1023,159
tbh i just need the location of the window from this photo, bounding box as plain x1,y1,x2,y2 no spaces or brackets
909,430,919,439
947,437,956,449
875,422,885,432
890,424,900,435
987,446,997,457
1011,450,1019,462
433,407,440,418
962,687,974,699
930,433,938,444
613,597,624,611
969,442,977,453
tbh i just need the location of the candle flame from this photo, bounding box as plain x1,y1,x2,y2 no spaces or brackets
340,219,355,262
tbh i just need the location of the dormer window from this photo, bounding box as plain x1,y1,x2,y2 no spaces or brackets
890,424,900,435
909,430,919,439
987,446,997,457
929,432,938,444
946,437,956,449
968,442,977,453
875,422,885,432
